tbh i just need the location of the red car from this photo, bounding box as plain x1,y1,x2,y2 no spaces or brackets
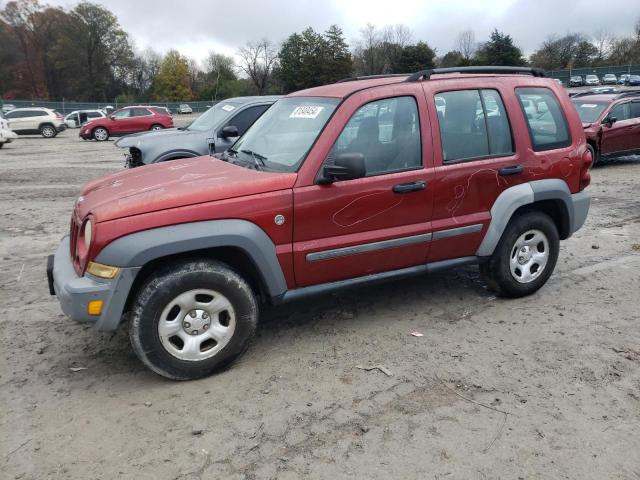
79,106,173,141
571,91,640,164
49,67,592,379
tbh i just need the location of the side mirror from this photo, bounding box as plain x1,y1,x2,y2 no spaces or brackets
109,115,116,120
320,153,366,183
220,125,239,138
602,116,617,128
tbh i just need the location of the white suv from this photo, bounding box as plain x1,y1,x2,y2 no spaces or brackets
4,107,67,138
0,113,18,148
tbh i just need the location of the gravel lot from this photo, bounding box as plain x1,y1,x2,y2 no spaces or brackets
1,121,639,479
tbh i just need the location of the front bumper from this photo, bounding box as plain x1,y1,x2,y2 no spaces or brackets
48,236,140,331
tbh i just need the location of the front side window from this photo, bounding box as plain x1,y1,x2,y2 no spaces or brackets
516,87,570,151
609,103,630,121
436,89,513,163
326,96,421,176
112,109,131,119
225,105,270,136
231,97,339,172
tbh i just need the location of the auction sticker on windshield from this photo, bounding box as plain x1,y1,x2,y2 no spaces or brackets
221,104,235,112
290,106,324,119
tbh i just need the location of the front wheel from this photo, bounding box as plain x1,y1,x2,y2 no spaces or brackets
40,125,57,138
93,127,109,141
480,211,559,298
587,144,600,168
129,259,258,380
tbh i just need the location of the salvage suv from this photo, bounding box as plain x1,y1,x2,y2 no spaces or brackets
47,67,592,380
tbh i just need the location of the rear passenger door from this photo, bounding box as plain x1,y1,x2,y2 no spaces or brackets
425,86,521,262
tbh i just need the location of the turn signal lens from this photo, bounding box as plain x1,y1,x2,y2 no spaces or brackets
87,300,104,316
86,261,120,279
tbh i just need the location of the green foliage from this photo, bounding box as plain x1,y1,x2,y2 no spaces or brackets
475,29,526,66
154,50,192,101
393,42,435,72
278,25,352,93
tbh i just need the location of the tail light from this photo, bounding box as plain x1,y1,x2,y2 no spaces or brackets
579,148,592,190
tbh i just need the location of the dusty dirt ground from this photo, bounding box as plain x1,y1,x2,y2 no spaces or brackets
1,123,639,480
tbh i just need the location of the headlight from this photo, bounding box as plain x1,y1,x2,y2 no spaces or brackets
83,220,92,251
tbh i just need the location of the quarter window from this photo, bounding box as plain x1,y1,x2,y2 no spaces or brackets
435,89,513,163
327,96,421,176
516,87,570,151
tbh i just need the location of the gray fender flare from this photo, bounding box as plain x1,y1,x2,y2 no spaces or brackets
476,179,576,257
96,219,288,298
155,150,200,164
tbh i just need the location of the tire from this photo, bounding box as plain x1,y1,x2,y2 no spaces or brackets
480,211,559,298
129,259,258,380
587,144,600,168
150,124,163,131
93,127,109,141
40,124,57,138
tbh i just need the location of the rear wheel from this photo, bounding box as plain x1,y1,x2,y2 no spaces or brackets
129,259,258,380
150,124,163,131
93,127,109,141
480,211,559,298
40,124,57,138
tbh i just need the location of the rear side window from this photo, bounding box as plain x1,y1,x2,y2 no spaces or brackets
132,108,152,117
516,87,570,151
435,89,513,163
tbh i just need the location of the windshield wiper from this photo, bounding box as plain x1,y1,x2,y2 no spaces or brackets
240,149,267,170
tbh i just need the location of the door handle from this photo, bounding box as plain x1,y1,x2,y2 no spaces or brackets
498,165,523,176
392,180,426,193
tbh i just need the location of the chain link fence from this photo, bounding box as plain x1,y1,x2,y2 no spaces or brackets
546,64,640,83
0,99,217,115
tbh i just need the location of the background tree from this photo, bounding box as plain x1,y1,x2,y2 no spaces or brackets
456,29,476,63
394,41,435,72
475,29,526,66
52,2,134,101
438,50,464,67
201,52,240,100
237,39,278,95
278,25,352,93
153,50,192,101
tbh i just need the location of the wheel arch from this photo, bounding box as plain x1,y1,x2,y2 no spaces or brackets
94,219,288,330
155,150,200,164
476,179,576,257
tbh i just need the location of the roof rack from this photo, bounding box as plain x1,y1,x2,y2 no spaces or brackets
336,73,408,83
406,66,547,82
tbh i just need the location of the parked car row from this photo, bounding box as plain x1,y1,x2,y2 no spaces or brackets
568,73,640,87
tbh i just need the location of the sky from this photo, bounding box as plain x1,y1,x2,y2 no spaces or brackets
42,0,640,64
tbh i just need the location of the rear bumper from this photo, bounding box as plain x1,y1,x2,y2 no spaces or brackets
55,123,67,133
48,236,140,331
570,191,591,235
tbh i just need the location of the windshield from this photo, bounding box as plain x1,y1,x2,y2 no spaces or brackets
230,97,340,172
188,102,238,131
572,101,607,123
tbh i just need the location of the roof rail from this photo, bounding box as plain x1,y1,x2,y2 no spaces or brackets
406,66,547,82
336,73,409,83
615,89,640,99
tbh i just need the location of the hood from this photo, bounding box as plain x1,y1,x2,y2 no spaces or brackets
77,156,297,223
114,127,197,148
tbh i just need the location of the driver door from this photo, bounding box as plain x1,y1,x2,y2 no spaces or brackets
292,90,434,287
601,101,635,155
109,108,132,134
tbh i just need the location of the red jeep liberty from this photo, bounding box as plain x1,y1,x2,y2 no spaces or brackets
48,67,592,380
